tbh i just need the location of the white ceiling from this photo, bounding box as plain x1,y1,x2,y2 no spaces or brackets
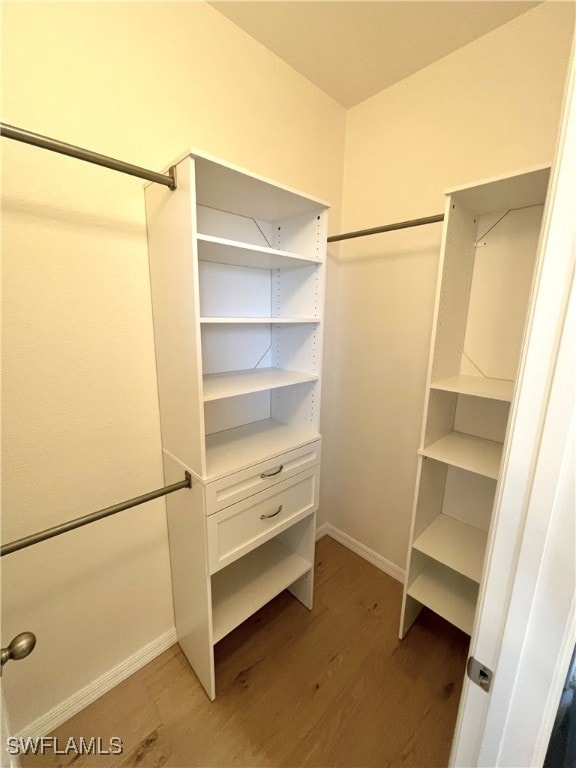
209,1,541,108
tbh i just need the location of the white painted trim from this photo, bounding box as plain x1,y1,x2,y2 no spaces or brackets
15,628,177,739
16,524,403,740
315,522,329,540
321,524,405,583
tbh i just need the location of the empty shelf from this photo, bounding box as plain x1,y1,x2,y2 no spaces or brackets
205,419,320,481
412,515,487,583
193,152,329,221
200,317,320,324
211,537,311,643
197,234,320,269
407,560,479,635
203,367,318,402
419,432,503,479
431,375,514,402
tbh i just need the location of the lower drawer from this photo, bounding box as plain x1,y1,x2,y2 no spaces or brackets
207,467,318,574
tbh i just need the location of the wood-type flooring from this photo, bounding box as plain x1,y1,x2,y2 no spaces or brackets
20,536,469,767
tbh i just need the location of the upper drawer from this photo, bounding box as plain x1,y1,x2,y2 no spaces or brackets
205,440,321,514
207,467,318,574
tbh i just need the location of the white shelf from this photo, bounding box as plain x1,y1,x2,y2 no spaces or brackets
419,432,503,479
200,317,320,324
203,367,317,402
431,375,514,402
407,560,479,635
412,515,487,583
211,537,311,643
205,419,320,481
192,152,329,221
197,234,319,269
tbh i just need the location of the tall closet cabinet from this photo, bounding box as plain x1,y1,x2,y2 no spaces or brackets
145,151,328,699
400,166,550,639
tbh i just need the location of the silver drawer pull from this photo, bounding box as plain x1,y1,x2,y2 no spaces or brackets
260,465,283,479
260,504,282,520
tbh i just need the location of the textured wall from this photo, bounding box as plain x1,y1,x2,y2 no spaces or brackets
327,1,575,571
1,1,345,732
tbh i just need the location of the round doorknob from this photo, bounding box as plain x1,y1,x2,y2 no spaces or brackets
1,632,36,673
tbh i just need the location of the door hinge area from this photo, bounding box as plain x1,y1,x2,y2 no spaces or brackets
467,656,493,692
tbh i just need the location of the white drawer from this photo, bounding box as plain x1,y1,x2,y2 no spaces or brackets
205,441,321,514
207,467,318,574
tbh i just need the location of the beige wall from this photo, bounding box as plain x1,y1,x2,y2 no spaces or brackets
2,0,574,738
1,1,345,732
328,1,575,570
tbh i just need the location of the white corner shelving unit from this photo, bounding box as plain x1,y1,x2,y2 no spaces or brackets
145,150,328,698
400,166,550,639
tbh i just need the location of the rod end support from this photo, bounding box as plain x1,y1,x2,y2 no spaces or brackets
168,165,177,191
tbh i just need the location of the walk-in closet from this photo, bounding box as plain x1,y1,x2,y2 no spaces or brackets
2,3,574,767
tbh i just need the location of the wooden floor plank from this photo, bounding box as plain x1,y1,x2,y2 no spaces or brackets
18,536,469,767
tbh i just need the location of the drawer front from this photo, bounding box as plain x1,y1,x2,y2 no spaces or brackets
205,440,321,514
207,467,319,573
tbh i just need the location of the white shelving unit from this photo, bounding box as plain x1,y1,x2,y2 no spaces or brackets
400,166,550,639
145,149,328,698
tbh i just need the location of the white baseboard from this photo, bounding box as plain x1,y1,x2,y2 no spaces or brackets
320,524,405,584
315,522,329,540
17,627,177,739
19,526,402,738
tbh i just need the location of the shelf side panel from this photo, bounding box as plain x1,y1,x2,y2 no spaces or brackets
281,514,316,609
275,324,321,375
413,458,449,540
145,156,206,476
273,264,322,319
424,389,458,448
272,381,321,432
163,454,215,699
443,466,496,532
275,209,328,261
431,200,477,382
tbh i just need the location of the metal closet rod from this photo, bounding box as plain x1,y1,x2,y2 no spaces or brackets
0,123,177,190
328,214,444,242
1,123,446,241
0,472,192,557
